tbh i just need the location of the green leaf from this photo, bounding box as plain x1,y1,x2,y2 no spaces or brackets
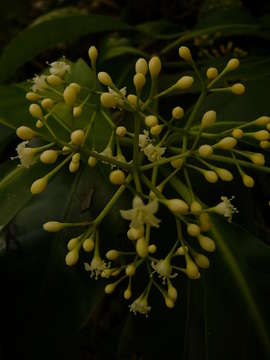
0,13,131,83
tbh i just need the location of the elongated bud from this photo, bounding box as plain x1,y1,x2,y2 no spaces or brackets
31,177,48,194
133,73,146,92
105,283,116,294
98,72,113,87
177,76,194,90
41,98,54,110
187,223,200,237
106,249,119,260
135,58,148,75
26,92,41,101
67,237,80,251
260,140,270,149
255,116,270,126
226,58,240,71
29,104,43,119
69,161,80,173
232,128,243,139
65,249,79,266
215,137,237,150
178,46,192,62
47,74,63,86
165,296,175,308
40,150,58,164
88,45,98,66
216,168,233,181
253,130,270,141
201,110,216,129
231,83,245,95
88,156,97,167
168,284,178,301
242,174,254,188
70,129,85,145
136,237,148,257
198,235,216,252
63,85,77,107
73,105,83,118
72,153,80,163
69,83,81,93
198,144,213,157
167,199,189,214
82,237,95,252
16,126,35,140
186,259,200,279
126,263,136,276
100,92,117,108
195,254,210,269
172,106,184,119
199,212,211,232
109,169,126,185
204,170,218,183
190,201,202,214
43,221,64,232
116,126,127,137
124,287,132,300
149,56,161,78
206,67,218,79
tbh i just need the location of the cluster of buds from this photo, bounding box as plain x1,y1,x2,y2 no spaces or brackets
14,44,270,316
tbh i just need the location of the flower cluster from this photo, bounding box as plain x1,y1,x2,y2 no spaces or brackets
14,44,270,316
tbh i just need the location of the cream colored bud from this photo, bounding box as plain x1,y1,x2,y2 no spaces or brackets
199,213,211,232
145,115,158,127
135,58,148,75
204,170,218,183
148,244,157,253
172,106,184,119
178,46,192,62
206,67,218,79
126,264,136,276
187,223,200,237
136,237,148,258
72,153,80,163
105,283,116,294
216,168,233,181
63,86,77,107
190,201,202,214
70,129,85,145
69,161,80,173
226,58,240,71
43,221,64,232
150,124,162,136
47,74,63,86
198,144,213,157
149,56,162,78
31,177,48,194
26,92,41,101
124,288,132,300
36,120,43,128
167,199,189,214
98,72,113,87
16,126,35,140
29,104,43,119
100,92,117,108
176,246,188,255
215,137,237,150
260,141,270,149
253,130,270,141
67,237,80,251
109,169,126,185
255,116,270,126
232,128,243,139
177,76,194,90
41,98,54,110
195,254,210,269
231,83,245,95
165,296,175,308
88,156,97,167
242,174,254,188
116,126,127,137
186,260,200,279
201,110,216,129
40,150,58,164
82,237,95,252
168,284,178,301
250,153,265,166
127,94,138,107
198,235,216,252
127,227,144,241
106,250,119,260
65,249,79,266
62,146,71,154
170,158,184,169
73,105,83,118
88,45,98,65
133,73,146,91
69,83,81,93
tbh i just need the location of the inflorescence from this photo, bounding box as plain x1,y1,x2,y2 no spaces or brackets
14,45,270,316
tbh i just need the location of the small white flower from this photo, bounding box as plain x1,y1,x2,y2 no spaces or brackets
49,61,71,77
84,256,109,280
139,130,151,149
143,144,166,162
214,196,238,223
129,295,151,316
108,86,126,107
120,196,160,229
14,141,36,168
151,258,177,284
31,74,48,92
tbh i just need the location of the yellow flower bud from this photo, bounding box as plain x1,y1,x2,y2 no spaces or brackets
36,120,43,128
215,137,237,150
176,246,188,255
260,141,270,149
167,199,189,214
198,144,213,157
47,74,63,86
67,237,80,251
100,92,117,108
126,263,136,276
150,124,162,136
187,223,200,237
255,116,270,126
72,153,80,163
242,174,254,188
63,85,77,107
109,169,126,185
43,221,64,232
124,288,132,300
88,156,97,167
73,105,83,118
232,128,243,139
88,45,98,65
178,46,192,62
98,72,113,87
127,227,144,241
135,58,148,75
172,106,184,119
253,130,270,141
148,244,157,253
105,283,116,294
26,92,41,101
136,237,148,258
69,161,80,173
145,115,158,127
198,235,216,252
190,201,202,214
206,67,218,79
226,58,240,71
195,254,210,269
41,98,54,110
116,126,127,137
31,177,48,194
149,56,162,78
29,103,43,119
170,158,184,169
106,249,119,260
168,284,178,301
127,94,138,107
231,83,245,95
177,76,194,90
133,73,146,92
82,237,95,252
199,212,211,232
40,149,58,164
70,129,85,145
69,83,81,93
216,168,233,181
204,170,218,183
16,126,35,140
165,296,175,308
250,153,265,166
201,110,216,129
65,249,79,266
186,260,200,279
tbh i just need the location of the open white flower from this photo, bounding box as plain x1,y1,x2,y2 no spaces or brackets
143,143,166,162
120,196,160,228
49,61,71,77
139,130,151,149
84,256,109,280
213,196,238,222
15,141,36,168
129,295,151,316
151,258,177,284
108,86,126,107
31,74,48,92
